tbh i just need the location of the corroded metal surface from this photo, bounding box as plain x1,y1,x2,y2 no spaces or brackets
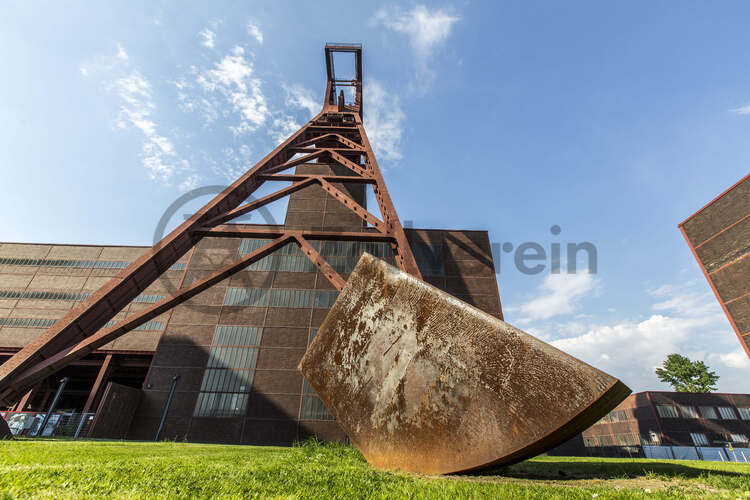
299,253,630,474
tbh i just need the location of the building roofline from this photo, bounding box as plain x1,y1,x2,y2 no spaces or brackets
678,172,750,227
0,225,491,248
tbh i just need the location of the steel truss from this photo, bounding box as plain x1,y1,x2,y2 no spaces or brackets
0,45,421,405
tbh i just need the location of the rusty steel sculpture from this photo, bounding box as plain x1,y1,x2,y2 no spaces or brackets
0,44,630,471
300,254,630,473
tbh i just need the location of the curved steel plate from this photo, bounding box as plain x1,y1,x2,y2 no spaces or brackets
299,253,630,474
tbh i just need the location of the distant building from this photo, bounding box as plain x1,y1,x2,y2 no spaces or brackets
551,391,750,461
679,173,750,359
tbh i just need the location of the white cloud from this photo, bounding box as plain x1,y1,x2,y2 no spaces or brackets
364,79,405,162
372,4,459,87
116,43,129,61
535,280,746,392
730,103,750,115
196,45,268,135
517,272,600,322
270,115,301,144
284,84,319,118
247,22,263,44
79,66,89,77
111,71,192,187
211,145,254,182
713,349,750,369
199,28,216,49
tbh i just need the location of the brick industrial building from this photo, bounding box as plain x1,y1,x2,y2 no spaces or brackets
0,228,501,442
680,173,750,359
0,45,504,443
552,391,750,461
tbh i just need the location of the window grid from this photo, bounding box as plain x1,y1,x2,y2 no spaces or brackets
690,432,709,446
194,326,263,418
238,239,398,274
0,290,167,304
738,408,750,420
0,257,185,271
698,406,718,419
718,407,737,419
608,410,628,422
730,433,748,443
0,317,56,328
224,288,339,309
656,405,679,418
102,320,165,331
300,328,334,421
680,405,699,419
132,294,167,304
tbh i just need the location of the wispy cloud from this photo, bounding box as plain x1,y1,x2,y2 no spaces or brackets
372,4,459,88
730,103,750,115
516,272,601,322
534,280,744,392
283,84,319,118
116,43,129,61
82,44,195,190
270,115,300,144
111,70,192,187
195,45,269,135
247,22,263,44
364,79,405,162
199,28,216,49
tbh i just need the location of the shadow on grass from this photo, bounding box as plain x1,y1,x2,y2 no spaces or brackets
461,459,748,481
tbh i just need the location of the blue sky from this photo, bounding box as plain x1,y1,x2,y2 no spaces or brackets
1,1,748,392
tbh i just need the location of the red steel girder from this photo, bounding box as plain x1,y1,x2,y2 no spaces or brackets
0,44,421,405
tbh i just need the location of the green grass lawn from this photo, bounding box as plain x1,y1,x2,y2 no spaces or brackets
0,439,747,499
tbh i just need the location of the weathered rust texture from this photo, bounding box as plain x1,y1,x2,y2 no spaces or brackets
299,253,630,474
679,173,750,359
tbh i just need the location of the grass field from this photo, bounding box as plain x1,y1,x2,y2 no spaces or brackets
0,439,747,499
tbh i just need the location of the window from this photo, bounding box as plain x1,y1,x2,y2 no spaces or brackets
597,435,614,446
730,433,748,443
102,320,164,331
656,405,679,418
608,410,628,422
238,239,397,274
270,289,314,308
194,326,263,417
680,405,699,418
132,294,167,304
411,242,444,277
640,431,661,445
690,433,709,446
698,406,718,419
0,317,56,328
300,328,334,421
615,434,638,446
224,287,270,307
0,290,91,301
0,256,134,270
717,407,737,420
738,408,750,421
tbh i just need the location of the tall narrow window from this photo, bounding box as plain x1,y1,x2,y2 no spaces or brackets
698,406,718,419
690,433,709,446
193,326,263,417
656,405,679,418
717,407,737,420
730,433,748,443
299,328,334,421
680,405,699,418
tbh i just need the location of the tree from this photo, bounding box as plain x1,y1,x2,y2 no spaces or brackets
655,353,719,393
